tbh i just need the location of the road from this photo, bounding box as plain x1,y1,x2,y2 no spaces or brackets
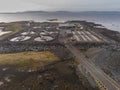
65,43,120,90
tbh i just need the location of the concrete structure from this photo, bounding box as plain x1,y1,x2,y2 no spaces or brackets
71,30,108,43
59,23,76,29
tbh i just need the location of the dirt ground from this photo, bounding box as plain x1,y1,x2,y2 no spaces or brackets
0,60,95,90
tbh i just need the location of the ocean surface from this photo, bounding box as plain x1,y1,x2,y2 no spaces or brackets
0,11,120,32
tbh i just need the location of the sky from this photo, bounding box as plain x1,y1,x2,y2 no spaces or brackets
0,0,120,12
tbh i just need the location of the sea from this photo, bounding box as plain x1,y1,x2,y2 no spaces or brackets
0,11,120,32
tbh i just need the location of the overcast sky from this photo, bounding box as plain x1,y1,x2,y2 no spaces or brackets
0,0,120,12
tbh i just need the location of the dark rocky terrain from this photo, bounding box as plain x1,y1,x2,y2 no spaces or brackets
0,21,97,90
0,20,119,90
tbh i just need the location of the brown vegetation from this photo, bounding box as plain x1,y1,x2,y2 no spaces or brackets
0,51,59,71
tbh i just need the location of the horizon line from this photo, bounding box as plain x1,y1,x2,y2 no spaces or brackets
1,10,120,14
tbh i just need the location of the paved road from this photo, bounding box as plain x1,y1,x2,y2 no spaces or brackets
65,44,120,90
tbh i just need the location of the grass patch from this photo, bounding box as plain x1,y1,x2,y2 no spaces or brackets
5,23,22,32
0,51,59,71
0,23,22,39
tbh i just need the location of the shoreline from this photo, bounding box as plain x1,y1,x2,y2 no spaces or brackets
0,19,120,32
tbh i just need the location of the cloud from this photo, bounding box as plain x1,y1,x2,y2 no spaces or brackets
23,0,120,11
0,0,120,12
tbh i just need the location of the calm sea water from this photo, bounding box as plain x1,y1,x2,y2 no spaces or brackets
0,12,120,32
